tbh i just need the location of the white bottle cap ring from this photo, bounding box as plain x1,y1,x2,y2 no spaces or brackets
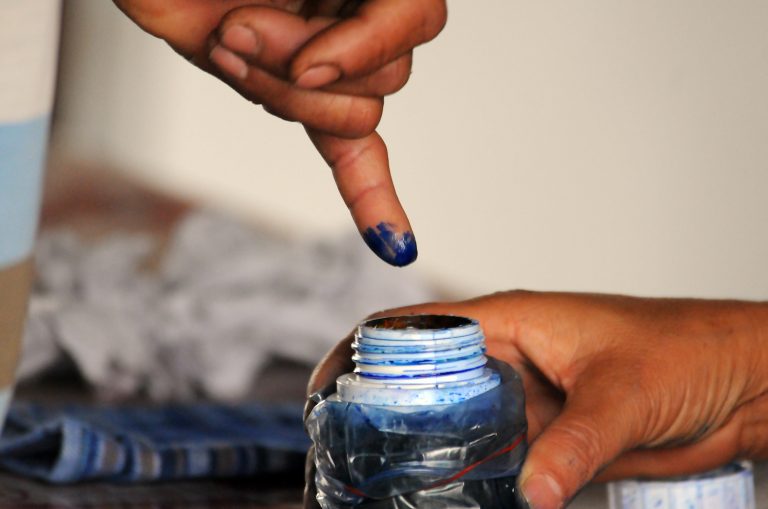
336,315,501,406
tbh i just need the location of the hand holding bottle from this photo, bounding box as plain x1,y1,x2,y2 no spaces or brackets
305,291,768,508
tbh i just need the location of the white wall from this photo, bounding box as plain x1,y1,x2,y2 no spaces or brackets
54,1,768,300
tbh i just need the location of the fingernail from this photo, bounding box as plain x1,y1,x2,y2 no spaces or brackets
362,222,418,267
209,45,248,80
520,473,563,509
295,64,342,89
220,25,260,56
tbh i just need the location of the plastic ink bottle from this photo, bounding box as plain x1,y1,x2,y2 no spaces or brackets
307,314,530,508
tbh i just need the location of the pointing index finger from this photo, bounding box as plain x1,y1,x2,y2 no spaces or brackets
306,128,417,266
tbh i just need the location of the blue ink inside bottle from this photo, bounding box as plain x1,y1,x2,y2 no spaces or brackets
361,222,417,267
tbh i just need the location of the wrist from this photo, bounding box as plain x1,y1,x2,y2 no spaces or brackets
734,301,768,403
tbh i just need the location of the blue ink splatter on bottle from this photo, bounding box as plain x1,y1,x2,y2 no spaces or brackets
362,222,417,267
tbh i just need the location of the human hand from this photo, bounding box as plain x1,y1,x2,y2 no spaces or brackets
113,0,448,266
303,291,768,508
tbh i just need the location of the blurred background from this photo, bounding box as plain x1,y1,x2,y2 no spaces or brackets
51,0,768,299
2,1,766,507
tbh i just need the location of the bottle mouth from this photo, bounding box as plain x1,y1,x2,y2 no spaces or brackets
336,314,500,406
359,314,479,339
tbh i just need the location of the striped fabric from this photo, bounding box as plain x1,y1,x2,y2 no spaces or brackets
0,401,310,484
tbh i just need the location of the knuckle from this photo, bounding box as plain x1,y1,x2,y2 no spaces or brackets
297,95,381,138
735,403,768,458
420,0,449,41
219,4,266,28
219,2,301,33
114,1,166,32
367,33,392,73
262,103,297,123
501,289,535,299
383,54,413,94
246,95,264,107
736,423,757,458
340,98,382,138
738,431,763,458
327,140,374,175
346,181,385,215
271,0,305,13
219,7,246,29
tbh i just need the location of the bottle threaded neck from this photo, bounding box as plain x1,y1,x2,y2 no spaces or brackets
336,314,500,406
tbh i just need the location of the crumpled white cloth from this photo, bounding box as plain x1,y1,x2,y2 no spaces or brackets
19,211,436,401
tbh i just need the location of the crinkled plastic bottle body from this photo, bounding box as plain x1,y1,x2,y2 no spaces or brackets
306,358,529,508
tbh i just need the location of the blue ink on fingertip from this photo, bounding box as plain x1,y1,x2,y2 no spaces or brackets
362,222,417,267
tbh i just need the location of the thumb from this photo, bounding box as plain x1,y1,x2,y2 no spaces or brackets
519,387,637,509
291,0,446,88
